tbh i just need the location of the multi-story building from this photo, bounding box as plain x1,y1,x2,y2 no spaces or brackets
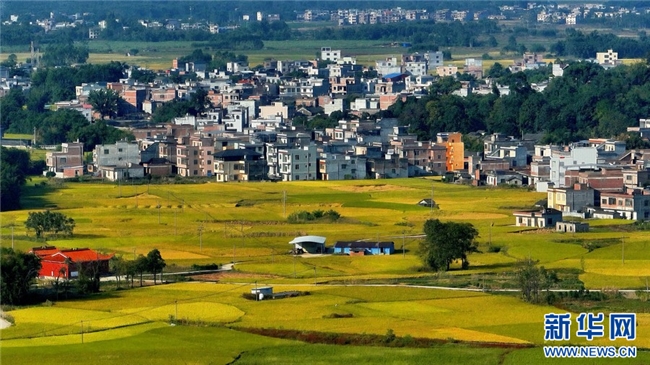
190,136,215,176
93,141,140,169
320,47,341,62
375,57,401,76
599,190,650,220
549,147,598,187
428,144,448,175
176,144,201,177
45,142,84,178
277,145,317,181
596,49,620,67
437,132,464,171
213,149,266,182
547,184,595,213
436,65,458,77
318,153,367,180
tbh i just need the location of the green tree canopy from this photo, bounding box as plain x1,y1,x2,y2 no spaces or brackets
146,249,166,285
88,88,122,120
24,210,75,239
419,219,479,271
1,148,30,211
0,248,42,305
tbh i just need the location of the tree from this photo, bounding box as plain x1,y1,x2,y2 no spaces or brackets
41,42,89,67
135,255,149,287
76,258,102,294
109,255,126,289
88,89,121,120
24,210,75,239
0,248,41,305
146,249,166,285
1,147,30,211
515,259,557,303
419,219,478,271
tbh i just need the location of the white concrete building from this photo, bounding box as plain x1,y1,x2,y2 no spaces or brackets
278,145,317,181
550,147,598,187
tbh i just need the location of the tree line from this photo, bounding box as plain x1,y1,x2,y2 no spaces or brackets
389,61,650,144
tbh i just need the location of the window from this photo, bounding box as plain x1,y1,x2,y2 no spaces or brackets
104,149,109,155
60,157,67,164
295,164,299,169
193,170,198,175
193,150,198,156
295,175,299,180
207,160,211,165
626,175,633,181
207,151,212,155
193,160,198,165
295,155,300,160
118,148,123,152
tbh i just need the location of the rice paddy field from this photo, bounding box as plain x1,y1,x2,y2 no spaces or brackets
1,282,649,364
1,178,650,363
2,177,650,289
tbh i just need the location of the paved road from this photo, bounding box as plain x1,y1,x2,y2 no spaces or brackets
100,263,236,282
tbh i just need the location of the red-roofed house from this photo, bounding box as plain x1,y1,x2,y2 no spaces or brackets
30,246,113,279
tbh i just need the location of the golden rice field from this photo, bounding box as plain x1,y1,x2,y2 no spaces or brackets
2,178,650,289
2,178,650,363
2,282,649,365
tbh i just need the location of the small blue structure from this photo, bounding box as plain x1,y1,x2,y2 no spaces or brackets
333,241,395,255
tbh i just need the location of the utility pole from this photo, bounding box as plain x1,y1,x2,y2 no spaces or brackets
489,222,493,245
198,225,203,252
157,200,161,224
241,221,245,248
133,248,136,260
80,320,84,344
174,209,177,236
430,183,434,214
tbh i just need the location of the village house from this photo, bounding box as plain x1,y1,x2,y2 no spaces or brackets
30,246,113,279
513,208,563,228
213,149,266,182
92,141,143,180
547,183,595,214
333,241,395,255
45,142,84,178
597,189,650,221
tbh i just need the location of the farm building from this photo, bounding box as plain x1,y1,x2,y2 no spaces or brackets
289,235,326,254
30,246,113,279
513,208,562,228
556,222,589,233
417,198,436,207
251,286,273,300
333,241,395,255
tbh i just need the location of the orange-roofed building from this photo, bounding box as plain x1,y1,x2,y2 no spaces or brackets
30,246,114,279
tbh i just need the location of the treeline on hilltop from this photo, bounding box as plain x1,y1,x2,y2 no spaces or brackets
390,61,650,144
